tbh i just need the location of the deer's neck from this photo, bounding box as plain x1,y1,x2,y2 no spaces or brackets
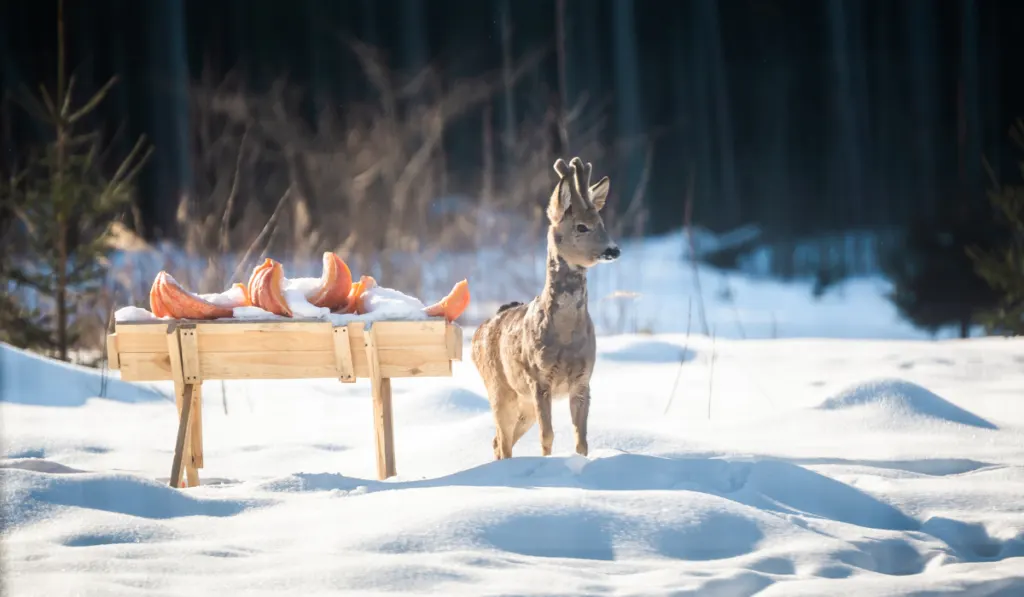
537,242,589,328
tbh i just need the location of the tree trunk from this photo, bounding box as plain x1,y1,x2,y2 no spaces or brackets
56,222,68,362
55,0,68,362
960,318,970,339
554,0,569,153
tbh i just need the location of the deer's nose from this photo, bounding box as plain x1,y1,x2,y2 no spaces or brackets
599,246,621,261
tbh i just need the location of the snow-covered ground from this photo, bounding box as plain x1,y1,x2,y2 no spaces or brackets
3,326,1023,595
3,230,1023,596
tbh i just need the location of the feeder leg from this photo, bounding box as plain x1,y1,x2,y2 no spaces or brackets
363,325,396,480
189,383,204,472
170,383,197,488
371,377,396,480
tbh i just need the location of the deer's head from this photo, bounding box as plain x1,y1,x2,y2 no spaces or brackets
546,157,620,268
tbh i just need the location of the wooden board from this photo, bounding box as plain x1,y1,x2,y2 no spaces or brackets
111,320,460,382
106,333,121,369
333,326,355,382
364,325,396,479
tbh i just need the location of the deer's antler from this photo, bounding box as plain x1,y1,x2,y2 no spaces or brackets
553,158,573,179
569,157,593,207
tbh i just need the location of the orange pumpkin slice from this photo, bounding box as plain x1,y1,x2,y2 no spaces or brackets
247,258,293,317
339,275,377,315
233,282,251,306
306,252,353,311
149,275,170,318
149,271,234,320
423,279,470,322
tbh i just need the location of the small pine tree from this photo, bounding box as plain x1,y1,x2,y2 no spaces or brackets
967,119,1024,336
1,174,54,351
1,0,151,361
881,197,1003,339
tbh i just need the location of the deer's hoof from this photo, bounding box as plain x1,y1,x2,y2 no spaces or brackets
575,441,589,457
493,436,511,460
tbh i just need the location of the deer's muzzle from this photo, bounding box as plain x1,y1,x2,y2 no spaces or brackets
598,246,621,262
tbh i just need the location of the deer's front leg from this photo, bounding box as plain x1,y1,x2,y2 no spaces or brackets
569,383,590,457
531,383,554,456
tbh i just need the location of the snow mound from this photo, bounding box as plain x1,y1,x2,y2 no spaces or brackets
257,452,919,533
1,468,263,529
360,489,778,563
400,385,492,422
817,378,997,430
0,458,87,475
0,342,164,407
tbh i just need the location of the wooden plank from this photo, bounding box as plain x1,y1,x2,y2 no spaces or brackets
333,326,356,382
166,327,185,409
106,334,120,369
179,326,201,383
115,320,448,353
346,321,447,349
118,346,452,381
445,324,463,361
201,347,451,380
197,351,340,379
189,383,204,470
116,323,173,353
196,321,334,353
118,352,173,381
364,325,396,480
169,383,194,488
350,345,452,378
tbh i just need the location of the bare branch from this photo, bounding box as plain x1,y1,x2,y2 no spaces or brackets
67,76,120,125
227,187,292,285
220,127,249,254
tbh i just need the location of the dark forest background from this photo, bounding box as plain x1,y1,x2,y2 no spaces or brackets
5,0,1023,236
2,0,1024,355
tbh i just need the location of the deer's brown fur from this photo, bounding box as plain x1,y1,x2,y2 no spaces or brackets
472,157,619,459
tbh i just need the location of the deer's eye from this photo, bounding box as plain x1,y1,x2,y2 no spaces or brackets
575,224,590,233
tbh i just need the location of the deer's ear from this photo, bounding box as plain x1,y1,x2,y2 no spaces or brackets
590,176,610,211
547,178,572,223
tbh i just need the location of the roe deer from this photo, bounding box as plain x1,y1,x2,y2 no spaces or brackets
472,157,619,459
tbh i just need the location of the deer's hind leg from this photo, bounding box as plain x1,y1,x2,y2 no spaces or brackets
473,326,519,460
510,406,537,449
480,363,521,460
490,389,519,460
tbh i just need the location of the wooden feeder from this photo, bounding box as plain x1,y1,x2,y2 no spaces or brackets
106,318,463,487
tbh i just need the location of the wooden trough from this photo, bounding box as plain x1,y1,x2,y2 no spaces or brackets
106,318,463,487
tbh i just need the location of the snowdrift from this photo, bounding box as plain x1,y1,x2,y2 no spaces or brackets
818,378,998,430
0,341,164,407
3,251,1024,595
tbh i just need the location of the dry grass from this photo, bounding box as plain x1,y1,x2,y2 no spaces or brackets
8,37,653,365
